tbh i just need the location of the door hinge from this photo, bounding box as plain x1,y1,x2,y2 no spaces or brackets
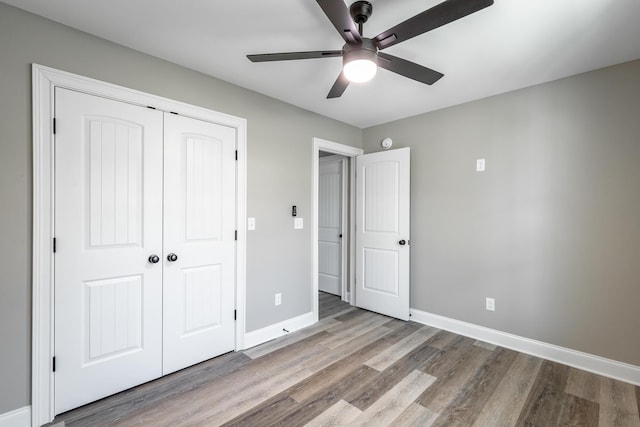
53,118,56,135
235,230,237,241
52,356,56,372
234,309,237,321
235,150,238,161
53,237,57,253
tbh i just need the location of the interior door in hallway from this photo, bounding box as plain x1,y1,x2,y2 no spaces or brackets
54,88,164,413
355,148,411,320
318,155,346,296
162,113,237,374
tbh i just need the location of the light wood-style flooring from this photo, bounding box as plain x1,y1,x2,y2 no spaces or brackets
53,292,640,426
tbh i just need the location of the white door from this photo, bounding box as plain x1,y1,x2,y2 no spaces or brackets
162,113,237,374
355,148,410,320
318,156,345,296
54,88,164,413
55,90,238,412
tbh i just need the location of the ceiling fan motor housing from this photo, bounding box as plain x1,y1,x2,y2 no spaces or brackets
343,38,378,64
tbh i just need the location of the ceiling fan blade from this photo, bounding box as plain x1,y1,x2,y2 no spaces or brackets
327,72,349,98
247,50,342,62
373,0,494,49
377,52,444,85
316,0,362,44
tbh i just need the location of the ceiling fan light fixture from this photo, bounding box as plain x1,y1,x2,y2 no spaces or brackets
342,39,378,83
344,58,377,83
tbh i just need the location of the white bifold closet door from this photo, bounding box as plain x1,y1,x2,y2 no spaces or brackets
54,88,236,414
162,113,236,374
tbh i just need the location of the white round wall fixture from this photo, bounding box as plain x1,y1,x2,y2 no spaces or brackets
381,137,393,149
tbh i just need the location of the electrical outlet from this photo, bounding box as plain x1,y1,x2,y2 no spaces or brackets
476,158,486,172
486,297,495,311
275,293,282,306
248,217,256,230
294,218,304,229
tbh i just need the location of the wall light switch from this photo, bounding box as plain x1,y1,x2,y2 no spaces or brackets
248,217,256,230
476,158,486,172
275,293,282,306
294,218,304,229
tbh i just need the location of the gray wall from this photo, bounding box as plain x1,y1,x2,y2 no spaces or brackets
0,2,362,414
363,60,640,367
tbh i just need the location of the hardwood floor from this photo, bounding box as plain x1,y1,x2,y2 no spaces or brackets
53,292,640,426
318,290,351,319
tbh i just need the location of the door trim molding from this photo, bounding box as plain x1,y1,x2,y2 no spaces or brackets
338,157,349,302
312,138,363,322
31,64,247,426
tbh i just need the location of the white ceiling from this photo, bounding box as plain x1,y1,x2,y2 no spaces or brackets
5,0,640,128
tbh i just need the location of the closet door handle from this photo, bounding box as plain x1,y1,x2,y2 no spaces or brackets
148,254,160,264
167,253,178,262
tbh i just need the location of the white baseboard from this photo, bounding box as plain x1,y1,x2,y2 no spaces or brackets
243,311,315,350
410,308,640,386
0,406,30,427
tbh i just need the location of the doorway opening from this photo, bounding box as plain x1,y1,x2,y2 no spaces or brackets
311,138,363,323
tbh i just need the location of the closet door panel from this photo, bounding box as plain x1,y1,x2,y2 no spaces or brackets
162,113,237,374
54,88,164,414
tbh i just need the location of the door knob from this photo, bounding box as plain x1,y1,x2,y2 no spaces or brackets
148,254,160,264
398,240,407,246
167,253,178,262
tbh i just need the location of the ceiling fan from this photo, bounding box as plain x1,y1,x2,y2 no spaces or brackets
247,0,494,98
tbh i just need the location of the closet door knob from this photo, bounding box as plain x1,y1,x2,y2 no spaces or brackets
148,254,160,264
398,240,407,246
167,253,178,262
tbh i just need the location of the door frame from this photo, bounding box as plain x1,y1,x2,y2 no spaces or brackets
31,64,248,426
311,138,363,322
318,155,347,298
